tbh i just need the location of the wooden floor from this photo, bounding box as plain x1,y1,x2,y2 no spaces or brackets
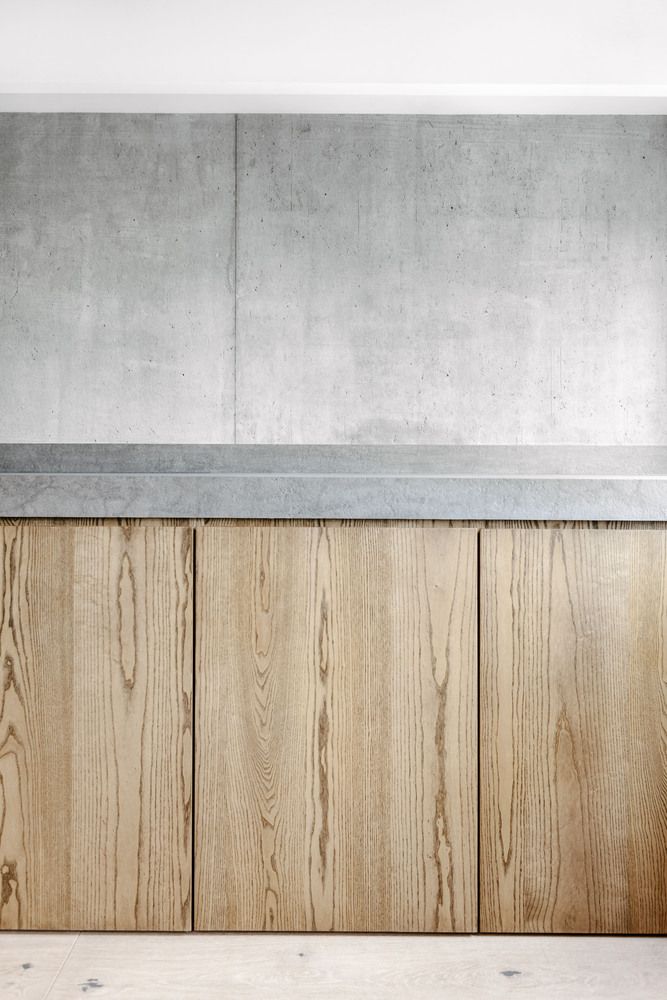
0,934,665,999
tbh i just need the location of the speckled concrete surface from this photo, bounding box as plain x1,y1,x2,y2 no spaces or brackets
2,115,666,448
236,116,667,445
0,114,236,442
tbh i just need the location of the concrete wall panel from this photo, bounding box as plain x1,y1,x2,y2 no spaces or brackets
2,114,666,445
0,114,236,442
236,115,667,444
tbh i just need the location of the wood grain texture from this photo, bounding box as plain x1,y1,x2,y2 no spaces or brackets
0,525,193,931
195,522,477,931
3,519,667,531
480,529,667,933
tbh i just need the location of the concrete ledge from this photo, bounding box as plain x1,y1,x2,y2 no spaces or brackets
1,445,666,519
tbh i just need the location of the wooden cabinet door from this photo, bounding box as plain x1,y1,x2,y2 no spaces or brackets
195,522,477,931
480,529,667,934
0,525,193,931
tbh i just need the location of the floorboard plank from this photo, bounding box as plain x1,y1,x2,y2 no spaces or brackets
0,933,78,1000
25,933,667,1000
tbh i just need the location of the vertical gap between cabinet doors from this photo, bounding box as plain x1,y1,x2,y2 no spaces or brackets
191,525,197,932
476,527,481,933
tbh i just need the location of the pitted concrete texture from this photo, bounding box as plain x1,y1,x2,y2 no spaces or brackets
0,114,236,442
2,115,666,445
236,115,667,445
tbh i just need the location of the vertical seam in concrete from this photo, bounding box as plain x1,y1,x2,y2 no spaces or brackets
233,113,239,443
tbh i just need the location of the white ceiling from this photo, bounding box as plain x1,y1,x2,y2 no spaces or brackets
2,0,667,112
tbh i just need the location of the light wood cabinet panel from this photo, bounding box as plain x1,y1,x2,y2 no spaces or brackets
0,526,193,931
195,522,477,931
480,529,667,934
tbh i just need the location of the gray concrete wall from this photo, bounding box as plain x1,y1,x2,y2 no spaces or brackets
0,114,236,442
2,114,665,444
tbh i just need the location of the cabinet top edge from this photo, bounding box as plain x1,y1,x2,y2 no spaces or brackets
2,444,667,478
2,446,667,519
